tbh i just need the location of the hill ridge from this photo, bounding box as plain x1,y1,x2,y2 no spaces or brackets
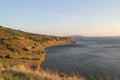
0,25,75,71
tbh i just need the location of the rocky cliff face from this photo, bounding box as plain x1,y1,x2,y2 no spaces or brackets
43,38,75,48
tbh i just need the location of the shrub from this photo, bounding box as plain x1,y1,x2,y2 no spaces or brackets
32,45,36,48
0,40,20,53
0,55,4,58
41,51,44,54
7,45,16,52
21,57,29,60
30,64,38,71
23,47,29,51
37,51,44,54
8,46,20,53
31,57,40,60
5,54,12,58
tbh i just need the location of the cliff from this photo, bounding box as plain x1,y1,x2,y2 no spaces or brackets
0,26,75,71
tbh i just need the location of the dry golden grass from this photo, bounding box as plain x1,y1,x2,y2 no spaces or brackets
37,70,85,80
0,64,120,80
11,65,85,80
0,63,2,70
0,26,74,69
0,26,80,80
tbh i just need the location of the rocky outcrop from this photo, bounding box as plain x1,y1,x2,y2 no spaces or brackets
43,38,75,48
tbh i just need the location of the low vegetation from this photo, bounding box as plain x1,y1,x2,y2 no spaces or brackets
0,25,77,80
0,68,84,80
0,26,119,80
0,70,42,80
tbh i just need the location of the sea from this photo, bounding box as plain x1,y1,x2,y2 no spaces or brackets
42,37,120,80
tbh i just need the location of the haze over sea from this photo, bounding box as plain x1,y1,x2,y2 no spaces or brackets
43,37,120,80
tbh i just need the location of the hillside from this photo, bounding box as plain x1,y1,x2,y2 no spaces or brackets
0,25,75,71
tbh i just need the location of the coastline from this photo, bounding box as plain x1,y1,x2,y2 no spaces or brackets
0,26,84,80
0,38,75,72
40,38,76,69
0,26,76,71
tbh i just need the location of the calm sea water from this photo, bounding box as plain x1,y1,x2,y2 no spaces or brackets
42,37,120,79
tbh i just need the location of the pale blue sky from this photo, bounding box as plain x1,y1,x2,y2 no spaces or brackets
0,0,120,36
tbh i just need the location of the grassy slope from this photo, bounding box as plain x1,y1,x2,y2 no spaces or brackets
0,26,118,80
0,25,75,70
0,70,85,80
0,26,83,80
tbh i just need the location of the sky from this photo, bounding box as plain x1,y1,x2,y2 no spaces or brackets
0,0,120,36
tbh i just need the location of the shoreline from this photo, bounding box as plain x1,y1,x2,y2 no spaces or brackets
40,40,76,70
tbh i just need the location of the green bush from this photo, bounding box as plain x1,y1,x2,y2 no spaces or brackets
40,51,44,54
37,51,44,54
31,57,40,60
23,47,29,51
0,55,4,58
30,64,38,71
0,40,20,53
5,54,12,58
21,57,29,60
7,45,17,52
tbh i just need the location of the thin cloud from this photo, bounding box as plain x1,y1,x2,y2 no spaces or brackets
48,13,81,19
62,19,71,24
